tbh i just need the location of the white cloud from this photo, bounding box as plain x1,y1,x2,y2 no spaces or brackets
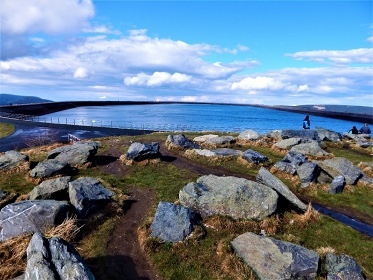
231,76,287,91
124,72,191,87
0,0,94,35
74,67,89,78
287,48,373,64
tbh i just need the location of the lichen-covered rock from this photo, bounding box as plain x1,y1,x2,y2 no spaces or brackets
231,232,319,280
325,253,364,280
179,175,278,220
150,202,195,242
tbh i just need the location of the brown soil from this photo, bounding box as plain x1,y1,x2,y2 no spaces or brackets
94,137,373,280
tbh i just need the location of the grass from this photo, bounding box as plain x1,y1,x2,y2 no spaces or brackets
0,123,15,139
1,132,372,279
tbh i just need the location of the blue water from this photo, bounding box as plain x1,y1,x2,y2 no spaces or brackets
41,103,364,134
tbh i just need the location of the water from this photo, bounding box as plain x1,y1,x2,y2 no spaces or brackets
41,103,363,134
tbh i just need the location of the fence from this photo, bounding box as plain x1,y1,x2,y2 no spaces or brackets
0,112,243,133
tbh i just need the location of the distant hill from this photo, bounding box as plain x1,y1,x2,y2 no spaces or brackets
296,104,372,115
0,94,53,105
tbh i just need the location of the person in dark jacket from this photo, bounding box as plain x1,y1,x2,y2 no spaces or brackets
302,115,310,129
348,126,359,134
359,123,371,134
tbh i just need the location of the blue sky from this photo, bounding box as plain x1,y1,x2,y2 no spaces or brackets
1,0,372,106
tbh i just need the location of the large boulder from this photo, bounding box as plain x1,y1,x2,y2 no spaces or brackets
193,134,219,143
274,138,302,150
47,141,99,166
125,142,160,161
150,202,195,242
269,129,319,141
242,149,269,164
256,167,307,212
179,175,278,220
0,150,29,171
25,232,95,280
69,177,114,218
166,134,200,150
28,176,71,200
325,253,364,280
273,151,307,175
29,159,70,178
315,128,342,142
231,232,319,280
297,162,320,188
186,148,242,158
290,141,329,157
238,129,260,141
317,157,363,185
204,136,236,147
0,200,72,241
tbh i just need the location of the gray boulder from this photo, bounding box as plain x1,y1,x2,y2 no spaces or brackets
0,200,72,242
297,162,320,188
270,129,319,141
238,129,260,141
325,253,364,280
29,176,71,200
179,175,278,220
283,151,308,166
0,150,29,170
231,232,319,280
315,128,342,142
273,161,298,175
150,202,195,242
256,167,307,212
0,189,8,200
29,159,69,178
125,142,160,161
274,138,302,150
166,134,200,150
69,177,114,218
25,232,95,280
290,141,329,157
205,135,236,146
242,149,269,164
213,148,242,157
48,141,98,166
317,157,363,185
193,134,219,143
328,175,345,194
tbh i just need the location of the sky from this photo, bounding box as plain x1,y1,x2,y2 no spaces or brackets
0,0,372,106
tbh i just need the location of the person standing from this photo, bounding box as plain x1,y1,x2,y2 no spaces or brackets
359,123,371,134
302,115,310,129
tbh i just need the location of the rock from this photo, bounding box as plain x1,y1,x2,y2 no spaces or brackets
270,129,319,141
188,149,217,157
179,175,278,220
25,232,95,280
28,176,71,200
274,138,302,150
290,141,329,157
328,175,345,194
166,134,200,150
238,129,260,141
297,162,320,188
343,133,369,142
317,157,363,185
357,141,373,148
125,142,160,161
242,149,269,164
48,141,99,166
193,134,219,143
29,159,70,178
315,128,342,142
0,189,8,200
0,150,29,170
0,200,72,241
325,253,364,280
150,202,195,242
273,161,297,175
205,136,236,147
213,148,242,157
231,232,319,280
283,151,308,166
69,177,114,218
256,167,307,212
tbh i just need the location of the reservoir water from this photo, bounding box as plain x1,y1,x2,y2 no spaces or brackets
42,103,364,134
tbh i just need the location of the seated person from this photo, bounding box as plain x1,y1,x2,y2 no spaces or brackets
348,126,359,134
359,123,371,134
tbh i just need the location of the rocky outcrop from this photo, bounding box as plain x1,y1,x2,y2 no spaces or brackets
238,129,260,141
179,175,278,220
150,202,196,242
29,159,70,178
166,134,200,150
325,253,364,280
125,142,160,161
256,167,307,212
315,128,342,142
231,232,319,280
241,149,269,164
28,176,71,200
25,232,95,280
0,150,29,171
69,177,114,218
47,141,98,166
0,200,72,241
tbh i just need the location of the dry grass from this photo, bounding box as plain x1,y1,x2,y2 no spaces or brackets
220,253,257,280
316,246,336,257
259,215,282,236
292,203,320,228
0,216,80,280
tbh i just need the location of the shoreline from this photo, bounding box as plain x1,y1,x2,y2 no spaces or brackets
1,101,372,124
